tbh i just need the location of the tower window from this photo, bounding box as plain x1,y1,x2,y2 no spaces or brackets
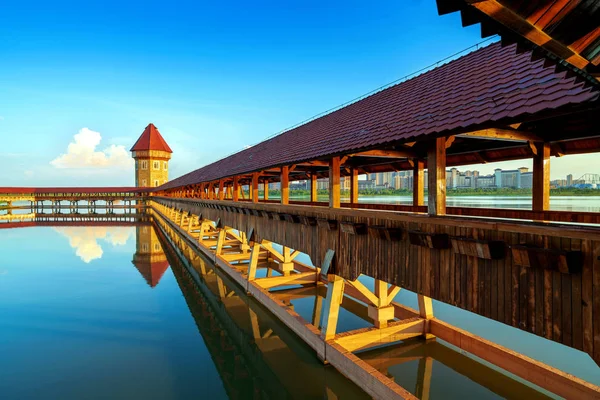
163,161,168,170
142,179,147,186
153,243,161,251
153,161,159,170
154,180,159,187
141,160,148,170
141,243,149,252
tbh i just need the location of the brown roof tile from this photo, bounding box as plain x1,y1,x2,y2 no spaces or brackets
160,43,599,191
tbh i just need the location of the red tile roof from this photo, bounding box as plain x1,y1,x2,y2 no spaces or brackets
132,260,170,288
130,123,173,153
160,43,599,191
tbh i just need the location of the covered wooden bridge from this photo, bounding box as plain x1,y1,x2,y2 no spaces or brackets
149,41,600,398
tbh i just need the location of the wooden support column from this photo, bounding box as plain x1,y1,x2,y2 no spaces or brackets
218,179,225,201
310,173,318,203
233,176,239,202
350,167,359,205
280,166,289,205
427,137,446,215
413,159,424,207
532,142,550,212
329,157,341,208
252,173,259,203
263,182,269,200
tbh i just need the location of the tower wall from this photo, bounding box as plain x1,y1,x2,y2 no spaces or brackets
133,150,171,188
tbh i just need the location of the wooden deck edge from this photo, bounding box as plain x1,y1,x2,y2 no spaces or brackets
430,319,600,399
151,205,416,400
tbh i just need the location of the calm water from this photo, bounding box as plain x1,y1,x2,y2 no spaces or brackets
1,214,599,399
286,195,600,213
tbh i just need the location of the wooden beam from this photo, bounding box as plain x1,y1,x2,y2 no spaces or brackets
351,148,416,159
413,159,424,207
532,142,550,212
350,167,359,204
333,318,425,352
467,0,590,70
430,319,600,400
329,156,341,208
255,271,317,290
459,128,542,142
427,137,446,216
310,173,318,203
281,166,289,205
263,181,269,200
251,172,259,203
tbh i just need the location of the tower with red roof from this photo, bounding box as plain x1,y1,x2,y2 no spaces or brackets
130,123,173,188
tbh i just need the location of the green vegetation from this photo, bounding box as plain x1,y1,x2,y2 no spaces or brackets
255,187,600,199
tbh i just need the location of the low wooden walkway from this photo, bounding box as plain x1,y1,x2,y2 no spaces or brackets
150,200,600,400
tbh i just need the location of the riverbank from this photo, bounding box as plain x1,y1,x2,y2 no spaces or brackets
262,188,600,198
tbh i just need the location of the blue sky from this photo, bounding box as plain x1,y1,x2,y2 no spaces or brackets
0,1,591,186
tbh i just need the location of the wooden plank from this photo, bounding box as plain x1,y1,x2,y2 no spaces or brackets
427,137,446,215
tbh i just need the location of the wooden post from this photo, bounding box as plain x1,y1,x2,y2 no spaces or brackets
310,173,318,203
427,137,446,215
321,274,344,340
281,166,289,205
252,172,259,203
532,142,550,212
418,294,435,340
413,159,424,207
233,176,239,201
329,157,341,208
263,181,269,200
350,167,359,205
218,179,225,201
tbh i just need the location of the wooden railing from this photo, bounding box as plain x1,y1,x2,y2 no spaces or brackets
153,195,600,367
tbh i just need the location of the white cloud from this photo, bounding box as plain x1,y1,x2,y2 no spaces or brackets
54,226,134,263
50,127,133,169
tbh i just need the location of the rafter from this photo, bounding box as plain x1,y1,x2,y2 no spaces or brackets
458,128,542,142
465,0,590,70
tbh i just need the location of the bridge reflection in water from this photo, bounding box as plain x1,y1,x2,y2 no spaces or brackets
0,210,556,398
153,214,552,399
